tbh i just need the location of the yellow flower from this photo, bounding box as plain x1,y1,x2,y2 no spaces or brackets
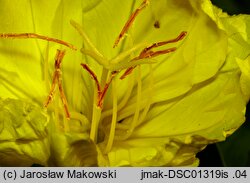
0,0,250,166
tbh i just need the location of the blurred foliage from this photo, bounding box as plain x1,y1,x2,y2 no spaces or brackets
211,0,250,15
217,117,250,166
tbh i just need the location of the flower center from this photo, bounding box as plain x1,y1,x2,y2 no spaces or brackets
71,0,187,153
0,0,187,154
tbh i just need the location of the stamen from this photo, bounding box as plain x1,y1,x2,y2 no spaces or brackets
44,71,58,108
54,92,60,130
100,68,109,88
97,71,117,108
137,31,187,59
81,64,117,108
142,31,187,53
109,57,156,72
90,92,102,142
119,31,187,79
44,49,71,119
0,33,77,50
128,66,142,136
139,47,177,59
1,32,76,120
100,71,135,121
57,74,70,120
120,67,135,80
137,64,153,125
81,63,101,94
116,66,142,140
113,0,149,48
105,79,118,153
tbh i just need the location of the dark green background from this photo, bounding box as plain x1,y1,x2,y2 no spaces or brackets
212,0,250,15
197,0,250,167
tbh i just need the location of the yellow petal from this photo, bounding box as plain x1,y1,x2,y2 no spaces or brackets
0,98,49,166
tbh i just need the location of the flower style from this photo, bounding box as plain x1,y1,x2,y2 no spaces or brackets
0,0,250,166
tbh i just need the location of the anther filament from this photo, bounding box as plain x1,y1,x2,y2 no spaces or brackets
113,0,150,48
44,49,70,119
0,33,77,50
81,64,117,108
120,31,187,79
0,33,76,120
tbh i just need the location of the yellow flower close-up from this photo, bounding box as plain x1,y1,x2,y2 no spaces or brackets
0,0,250,166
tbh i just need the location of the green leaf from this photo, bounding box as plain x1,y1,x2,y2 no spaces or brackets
217,115,250,166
